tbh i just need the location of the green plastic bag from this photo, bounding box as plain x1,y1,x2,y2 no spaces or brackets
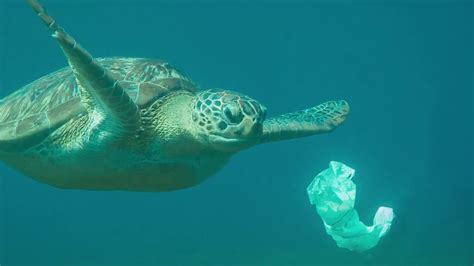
307,161,394,252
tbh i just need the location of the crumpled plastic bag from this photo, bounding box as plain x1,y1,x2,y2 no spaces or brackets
307,161,394,252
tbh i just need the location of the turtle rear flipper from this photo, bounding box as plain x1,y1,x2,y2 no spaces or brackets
27,0,140,134
260,100,349,143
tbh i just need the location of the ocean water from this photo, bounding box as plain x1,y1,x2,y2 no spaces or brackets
0,0,472,265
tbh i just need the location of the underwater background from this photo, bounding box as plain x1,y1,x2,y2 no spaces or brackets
0,0,472,265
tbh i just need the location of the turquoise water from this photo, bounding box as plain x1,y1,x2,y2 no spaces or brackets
0,0,472,265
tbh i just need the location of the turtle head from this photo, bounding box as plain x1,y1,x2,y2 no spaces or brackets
192,89,267,152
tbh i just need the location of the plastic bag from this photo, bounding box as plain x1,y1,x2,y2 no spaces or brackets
307,161,394,252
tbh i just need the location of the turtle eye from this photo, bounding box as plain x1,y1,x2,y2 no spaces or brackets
224,105,243,124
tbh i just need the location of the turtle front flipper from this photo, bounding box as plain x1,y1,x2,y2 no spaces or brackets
27,0,140,134
260,100,349,143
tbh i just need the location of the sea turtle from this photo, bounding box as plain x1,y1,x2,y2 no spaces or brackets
0,0,350,192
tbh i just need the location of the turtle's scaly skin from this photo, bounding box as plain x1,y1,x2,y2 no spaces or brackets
0,0,350,192
261,100,349,143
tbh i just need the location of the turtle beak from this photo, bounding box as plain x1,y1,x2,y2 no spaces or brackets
208,117,262,153
240,117,263,137
251,121,263,136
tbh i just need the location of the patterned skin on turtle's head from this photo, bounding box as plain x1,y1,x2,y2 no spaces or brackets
192,89,267,152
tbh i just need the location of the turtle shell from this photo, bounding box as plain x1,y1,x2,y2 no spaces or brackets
0,57,197,152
